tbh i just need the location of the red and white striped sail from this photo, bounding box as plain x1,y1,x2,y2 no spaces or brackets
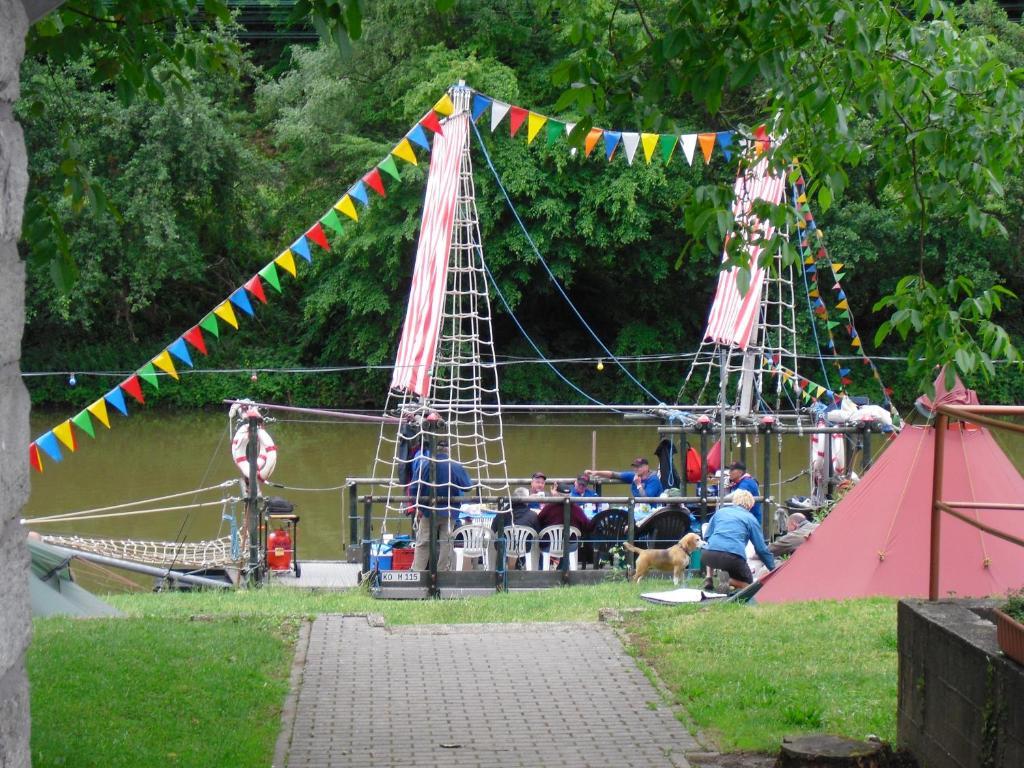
391,114,470,396
703,157,786,350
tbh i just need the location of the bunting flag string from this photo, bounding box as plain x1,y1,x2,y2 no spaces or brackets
470,88,741,167
29,91,453,472
765,357,839,406
791,170,892,403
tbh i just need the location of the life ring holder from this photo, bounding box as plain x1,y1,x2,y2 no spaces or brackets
231,419,277,483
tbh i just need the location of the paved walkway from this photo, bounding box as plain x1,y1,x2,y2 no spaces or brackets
276,615,701,768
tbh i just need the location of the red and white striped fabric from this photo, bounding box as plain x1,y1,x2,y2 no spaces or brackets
391,113,469,396
703,157,786,350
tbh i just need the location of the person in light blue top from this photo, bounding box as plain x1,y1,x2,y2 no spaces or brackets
701,489,775,592
587,457,664,521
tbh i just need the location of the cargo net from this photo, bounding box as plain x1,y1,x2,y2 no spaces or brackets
373,115,510,530
678,154,798,416
40,534,239,569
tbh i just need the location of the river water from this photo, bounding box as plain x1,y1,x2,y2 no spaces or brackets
24,409,1024,561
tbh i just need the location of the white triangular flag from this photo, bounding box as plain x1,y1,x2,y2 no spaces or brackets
621,133,640,165
565,121,576,137
680,134,698,165
491,101,511,133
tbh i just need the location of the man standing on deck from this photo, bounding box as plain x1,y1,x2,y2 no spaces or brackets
409,439,473,571
726,461,762,525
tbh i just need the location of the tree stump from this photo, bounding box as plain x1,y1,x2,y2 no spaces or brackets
776,735,886,767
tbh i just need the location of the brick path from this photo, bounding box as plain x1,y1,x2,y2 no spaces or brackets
276,615,700,768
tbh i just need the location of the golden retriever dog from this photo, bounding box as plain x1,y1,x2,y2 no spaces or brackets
625,532,702,585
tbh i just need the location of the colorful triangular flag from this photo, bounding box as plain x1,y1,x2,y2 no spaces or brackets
471,93,492,122
348,181,369,207
717,131,733,161
168,338,194,368
319,210,344,238
53,420,77,452
680,134,697,165
137,361,159,389
214,301,239,329
378,154,401,182
87,399,111,429
290,236,312,263
105,386,128,416
603,130,621,161
152,350,179,380
490,101,511,132
275,249,297,277
509,106,528,137
433,93,455,117
640,133,658,164
697,133,716,163
120,374,145,404
584,127,603,158
527,112,547,144
72,409,95,439
546,119,564,146
407,124,430,150
334,195,358,222
621,132,640,165
305,221,330,249
392,138,418,165
658,133,677,164
419,111,444,136
37,432,63,463
29,443,42,473
362,168,386,198
244,275,267,305
229,287,255,317
258,264,282,294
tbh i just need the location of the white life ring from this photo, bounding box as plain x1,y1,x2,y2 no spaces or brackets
231,423,277,482
811,423,847,476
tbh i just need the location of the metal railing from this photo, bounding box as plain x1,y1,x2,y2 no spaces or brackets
929,404,1024,600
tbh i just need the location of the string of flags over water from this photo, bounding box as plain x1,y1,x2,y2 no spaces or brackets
27,85,872,473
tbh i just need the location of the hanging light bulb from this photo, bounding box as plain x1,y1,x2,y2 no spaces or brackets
596,359,604,371
68,372,76,387
250,371,258,383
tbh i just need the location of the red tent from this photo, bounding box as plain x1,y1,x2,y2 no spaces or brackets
756,422,1024,603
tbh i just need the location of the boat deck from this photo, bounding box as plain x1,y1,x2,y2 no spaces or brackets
269,560,362,589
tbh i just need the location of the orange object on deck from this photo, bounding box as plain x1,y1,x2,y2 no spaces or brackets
267,527,292,571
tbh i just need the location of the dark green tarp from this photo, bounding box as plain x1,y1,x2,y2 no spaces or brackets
28,538,122,618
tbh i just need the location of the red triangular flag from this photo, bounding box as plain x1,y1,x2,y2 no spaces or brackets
362,168,386,198
184,326,208,356
121,374,145,404
420,111,444,136
305,221,330,250
245,275,268,304
29,443,42,473
509,106,528,137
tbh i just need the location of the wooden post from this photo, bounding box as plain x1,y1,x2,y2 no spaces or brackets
929,413,948,600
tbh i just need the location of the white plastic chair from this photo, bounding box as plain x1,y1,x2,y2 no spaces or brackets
503,525,537,571
537,525,582,571
451,523,494,571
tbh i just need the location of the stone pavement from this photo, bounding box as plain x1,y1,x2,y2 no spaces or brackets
276,615,702,768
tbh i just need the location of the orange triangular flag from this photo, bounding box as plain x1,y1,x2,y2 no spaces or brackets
584,127,603,157
698,133,716,163
214,301,239,329
88,399,111,429
334,195,359,222
152,350,179,380
392,138,418,165
54,420,77,452
433,93,455,117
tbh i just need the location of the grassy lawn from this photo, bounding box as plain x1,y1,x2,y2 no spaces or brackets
29,583,899,764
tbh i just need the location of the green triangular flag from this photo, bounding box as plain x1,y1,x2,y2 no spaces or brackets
833,272,845,282
258,262,282,293
320,209,345,236
200,313,220,338
826,320,840,329
658,133,677,163
546,119,565,146
138,362,160,390
72,410,95,439
378,154,401,182
839,310,851,320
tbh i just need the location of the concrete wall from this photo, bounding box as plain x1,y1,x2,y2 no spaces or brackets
0,1,32,767
898,599,1024,768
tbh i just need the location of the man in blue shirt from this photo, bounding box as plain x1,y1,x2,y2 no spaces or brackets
726,461,762,525
570,474,601,519
702,489,775,591
587,457,664,500
409,439,473,570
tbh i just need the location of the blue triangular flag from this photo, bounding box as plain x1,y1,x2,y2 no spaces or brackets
826,390,834,399
717,131,733,161
349,180,369,207
105,387,128,416
839,367,851,376
291,236,312,263
168,338,193,368
804,264,817,273
851,329,859,338
471,94,492,122
229,287,255,317
837,290,847,301
604,131,621,160
813,298,825,308
826,339,834,349
407,124,431,150
37,432,64,462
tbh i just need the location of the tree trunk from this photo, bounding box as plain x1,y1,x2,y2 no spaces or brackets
0,2,32,766
777,735,886,768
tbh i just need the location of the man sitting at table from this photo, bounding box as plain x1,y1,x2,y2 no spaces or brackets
586,457,664,521
537,482,593,568
570,474,602,519
528,470,547,511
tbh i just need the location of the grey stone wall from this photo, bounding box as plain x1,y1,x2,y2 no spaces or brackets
898,599,1024,768
0,1,32,767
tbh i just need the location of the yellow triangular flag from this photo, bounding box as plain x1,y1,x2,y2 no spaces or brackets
831,262,844,272
836,299,850,310
526,112,547,144
88,399,111,429
433,93,455,117
334,195,359,222
816,385,825,397
798,193,807,204
808,289,820,298
152,350,180,380
54,420,77,452
851,336,862,348
275,250,297,277
797,219,807,229
782,370,794,382
214,301,239,329
641,133,658,164
392,138,418,165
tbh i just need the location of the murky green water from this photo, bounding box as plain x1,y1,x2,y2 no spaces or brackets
25,409,1024,561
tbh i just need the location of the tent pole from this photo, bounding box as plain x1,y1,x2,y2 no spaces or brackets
928,414,948,600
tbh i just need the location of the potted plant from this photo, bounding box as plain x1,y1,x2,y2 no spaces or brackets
994,587,1024,666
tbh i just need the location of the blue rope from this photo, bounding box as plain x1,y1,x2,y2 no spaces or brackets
793,182,833,391
470,119,664,405
480,257,619,411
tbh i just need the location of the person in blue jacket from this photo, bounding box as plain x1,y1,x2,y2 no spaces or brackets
587,457,664,500
409,439,473,570
726,461,762,525
570,474,601,519
702,489,775,592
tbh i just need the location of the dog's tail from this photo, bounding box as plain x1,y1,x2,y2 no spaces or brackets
623,542,644,555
